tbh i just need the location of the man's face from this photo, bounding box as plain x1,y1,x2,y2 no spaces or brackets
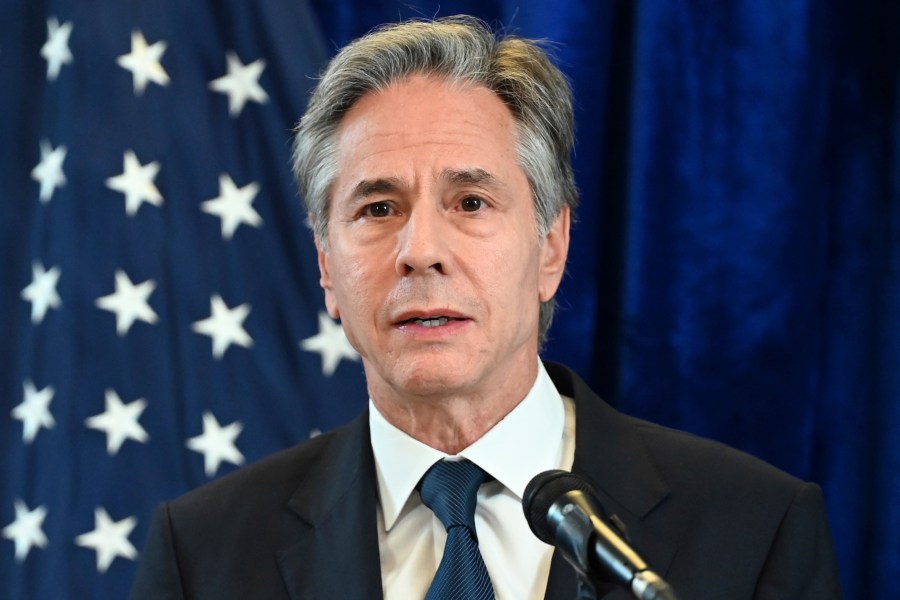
317,75,569,403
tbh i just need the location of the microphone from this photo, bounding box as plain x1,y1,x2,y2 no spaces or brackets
523,470,678,600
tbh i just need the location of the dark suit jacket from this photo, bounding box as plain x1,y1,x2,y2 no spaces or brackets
130,362,841,599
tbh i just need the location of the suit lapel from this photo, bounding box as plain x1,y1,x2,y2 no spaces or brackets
276,412,384,600
543,362,676,599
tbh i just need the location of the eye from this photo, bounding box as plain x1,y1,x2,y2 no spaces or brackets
460,195,484,212
363,201,392,218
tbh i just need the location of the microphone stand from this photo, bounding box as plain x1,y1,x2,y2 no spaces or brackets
575,577,599,599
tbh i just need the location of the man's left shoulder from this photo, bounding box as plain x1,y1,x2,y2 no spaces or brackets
632,416,807,499
547,360,811,501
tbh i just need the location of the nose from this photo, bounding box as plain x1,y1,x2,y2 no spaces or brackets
395,205,448,276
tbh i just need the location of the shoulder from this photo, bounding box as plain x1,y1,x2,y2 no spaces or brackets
166,414,364,523
547,359,805,497
629,417,840,597
130,413,375,599
630,414,810,515
635,414,802,489
547,359,820,540
544,362,840,596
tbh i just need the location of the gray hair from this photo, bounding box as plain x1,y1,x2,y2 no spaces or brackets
292,15,578,344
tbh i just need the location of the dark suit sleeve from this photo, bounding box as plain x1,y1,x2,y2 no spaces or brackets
753,482,842,599
129,504,186,600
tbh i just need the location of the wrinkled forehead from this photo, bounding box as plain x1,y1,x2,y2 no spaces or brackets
334,76,519,167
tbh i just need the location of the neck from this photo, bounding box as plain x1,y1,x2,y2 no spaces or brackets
369,360,539,455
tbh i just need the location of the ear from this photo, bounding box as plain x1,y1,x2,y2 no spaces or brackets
315,233,341,320
538,205,571,302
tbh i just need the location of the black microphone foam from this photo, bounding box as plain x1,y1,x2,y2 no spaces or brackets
522,469,607,544
524,470,680,600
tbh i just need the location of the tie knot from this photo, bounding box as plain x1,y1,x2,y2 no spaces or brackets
419,459,490,533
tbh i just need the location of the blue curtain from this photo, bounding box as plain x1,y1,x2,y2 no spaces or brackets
312,1,899,597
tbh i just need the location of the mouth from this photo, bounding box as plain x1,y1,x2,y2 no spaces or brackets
393,310,470,330
397,315,467,328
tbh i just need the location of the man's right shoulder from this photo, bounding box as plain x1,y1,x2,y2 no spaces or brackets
166,415,364,521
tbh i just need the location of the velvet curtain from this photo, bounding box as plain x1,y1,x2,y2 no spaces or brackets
311,1,898,597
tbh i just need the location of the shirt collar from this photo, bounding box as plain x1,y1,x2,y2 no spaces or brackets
369,360,566,531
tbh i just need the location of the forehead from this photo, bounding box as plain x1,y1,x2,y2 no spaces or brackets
332,75,524,189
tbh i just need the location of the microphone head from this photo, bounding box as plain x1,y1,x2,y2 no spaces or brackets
522,470,605,544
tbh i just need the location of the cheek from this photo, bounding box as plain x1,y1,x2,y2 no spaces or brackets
496,234,542,283
474,241,540,305
330,254,387,322
500,243,544,318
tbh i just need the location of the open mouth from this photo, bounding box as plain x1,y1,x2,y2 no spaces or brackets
398,316,466,328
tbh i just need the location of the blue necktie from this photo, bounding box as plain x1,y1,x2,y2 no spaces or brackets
419,459,496,600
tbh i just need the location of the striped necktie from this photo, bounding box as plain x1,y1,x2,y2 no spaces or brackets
419,459,496,600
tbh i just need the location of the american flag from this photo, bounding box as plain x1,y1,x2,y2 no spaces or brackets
0,2,369,597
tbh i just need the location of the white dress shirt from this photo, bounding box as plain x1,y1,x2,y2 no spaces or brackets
369,360,576,600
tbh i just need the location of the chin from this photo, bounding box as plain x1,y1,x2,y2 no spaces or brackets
392,361,479,398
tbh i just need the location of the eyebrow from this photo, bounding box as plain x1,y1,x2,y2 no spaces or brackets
441,168,502,188
346,168,503,205
349,177,406,203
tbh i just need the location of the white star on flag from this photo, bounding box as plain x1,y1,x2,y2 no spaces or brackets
186,411,245,477
85,390,149,455
30,139,67,203
208,51,269,117
41,17,73,82
116,30,170,95
2,500,49,563
11,381,55,444
20,261,62,324
300,311,360,376
75,507,138,573
201,174,263,240
191,294,253,359
95,270,159,335
105,150,163,216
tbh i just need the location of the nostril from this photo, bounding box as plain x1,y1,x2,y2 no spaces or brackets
399,261,443,275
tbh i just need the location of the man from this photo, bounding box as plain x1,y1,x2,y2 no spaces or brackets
130,16,841,599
